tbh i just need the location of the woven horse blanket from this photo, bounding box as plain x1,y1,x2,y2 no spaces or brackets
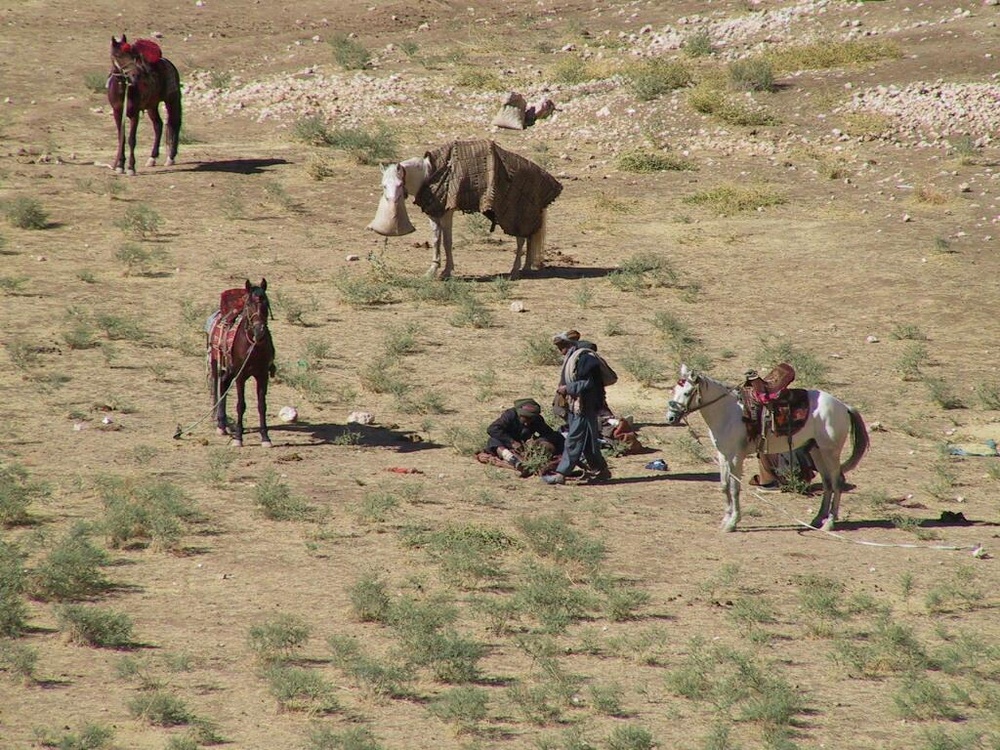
415,140,562,238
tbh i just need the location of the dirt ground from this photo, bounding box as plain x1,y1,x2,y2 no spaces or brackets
1,1,998,748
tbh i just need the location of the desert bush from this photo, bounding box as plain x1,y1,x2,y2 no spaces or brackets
895,341,928,381
523,335,562,366
592,574,650,622
652,310,699,354
253,470,312,521
95,312,146,342
831,615,929,678
333,270,397,307
0,639,38,684
627,58,692,101
683,29,714,57
442,424,486,457
0,462,47,527
684,182,786,215
115,203,161,238
5,196,48,229
0,275,28,293
892,673,961,721
974,381,1000,410
0,542,28,637
34,722,115,749
515,562,594,634
449,295,493,328
276,359,328,402
127,690,193,726
113,242,168,276
607,725,656,750
403,524,514,588
923,377,965,410
308,726,384,750
29,524,111,602
294,115,334,146
97,476,199,552
516,513,606,569
609,252,680,291
329,34,371,69
348,572,393,623
428,686,489,733
549,56,597,84
616,151,696,173
57,604,134,648
83,70,108,92
264,664,340,714
455,68,504,90
765,39,902,73
728,57,775,92
248,613,311,664
889,323,927,341
328,124,399,165
327,634,414,697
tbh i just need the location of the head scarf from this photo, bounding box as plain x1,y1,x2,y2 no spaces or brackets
552,329,581,346
514,398,541,418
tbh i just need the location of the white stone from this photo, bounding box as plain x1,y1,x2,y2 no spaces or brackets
509,300,526,313
347,410,375,425
278,406,298,423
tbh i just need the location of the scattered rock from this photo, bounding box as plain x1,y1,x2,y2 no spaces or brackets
278,406,298,423
509,300,526,313
347,410,375,425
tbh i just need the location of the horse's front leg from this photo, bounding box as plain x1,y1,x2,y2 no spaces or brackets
146,105,163,167
232,377,247,448
719,454,742,532
427,216,443,278
510,236,525,280
112,108,127,173
256,374,272,448
125,113,140,176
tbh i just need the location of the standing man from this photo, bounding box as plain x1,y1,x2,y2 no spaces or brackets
542,338,612,485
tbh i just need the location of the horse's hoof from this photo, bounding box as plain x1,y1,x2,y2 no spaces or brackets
127,169,137,177
261,441,273,449
165,158,175,166
217,427,228,436
114,167,124,175
231,439,243,448
720,520,738,533
146,158,156,167
820,518,835,532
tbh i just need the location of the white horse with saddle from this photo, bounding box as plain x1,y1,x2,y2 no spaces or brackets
665,364,869,532
368,139,562,279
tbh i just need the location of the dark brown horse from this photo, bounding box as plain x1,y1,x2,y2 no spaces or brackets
108,35,182,175
208,280,276,448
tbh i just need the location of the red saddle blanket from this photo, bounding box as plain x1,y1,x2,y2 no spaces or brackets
208,289,246,372
128,38,163,65
766,388,811,437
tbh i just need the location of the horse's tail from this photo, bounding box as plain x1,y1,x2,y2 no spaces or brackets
840,406,869,475
526,210,546,270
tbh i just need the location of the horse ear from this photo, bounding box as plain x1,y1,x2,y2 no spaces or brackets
680,364,690,378
245,279,252,292
260,278,267,292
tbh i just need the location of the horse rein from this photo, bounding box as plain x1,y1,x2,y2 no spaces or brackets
668,380,734,420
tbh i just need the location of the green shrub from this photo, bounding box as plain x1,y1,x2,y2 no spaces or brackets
264,664,340,713
975,381,1000,410
34,723,115,749
449,296,493,329
607,724,656,750
515,563,594,634
248,613,311,664
333,271,397,307
307,726,384,750
0,541,27,637
683,29,714,57
252,470,312,521
348,572,393,623
57,604,134,648
97,476,199,552
617,151,696,173
0,462,47,527
127,690,193,726
627,59,692,101
327,634,413,697
516,513,606,569
0,639,38,684
327,124,399,165
83,71,108,93
113,242,168,276
329,34,371,70
684,183,786,216
5,196,48,229
428,686,489,732
523,335,562,366
115,203,161,238
728,57,775,92
765,39,902,73
29,524,111,602
755,335,828,386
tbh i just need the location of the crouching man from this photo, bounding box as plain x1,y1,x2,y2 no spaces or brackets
485,398,564,477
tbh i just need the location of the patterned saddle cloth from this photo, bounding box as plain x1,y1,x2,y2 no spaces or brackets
764,388,811,438
207,289,246,375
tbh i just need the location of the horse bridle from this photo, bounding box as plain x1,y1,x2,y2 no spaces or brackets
667,378,733,420
242,290,271,344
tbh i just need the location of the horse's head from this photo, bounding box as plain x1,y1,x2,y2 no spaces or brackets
244,278,270,343
110,35,146,83
367,162,416,236
665,364,701,425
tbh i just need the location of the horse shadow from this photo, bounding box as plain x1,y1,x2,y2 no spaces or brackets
269,420,443,452
182,158,291,175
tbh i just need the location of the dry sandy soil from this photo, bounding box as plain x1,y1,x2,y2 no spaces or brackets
1,1,999,748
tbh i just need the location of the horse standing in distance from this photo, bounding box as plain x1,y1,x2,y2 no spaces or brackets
107,35,182,175
207,280,276,448
368,140,562,280
665,364,869,532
